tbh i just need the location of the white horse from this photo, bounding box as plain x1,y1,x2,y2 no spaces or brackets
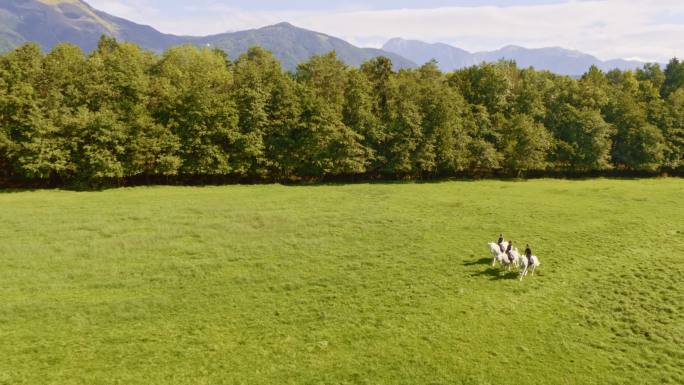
489,242,508,266
488,241,509,264
519,255,541,281
488,242,518,271
502,248,522,271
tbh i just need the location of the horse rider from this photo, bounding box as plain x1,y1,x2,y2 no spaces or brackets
506,241,514,262
497,234,505,253
525,244,533,263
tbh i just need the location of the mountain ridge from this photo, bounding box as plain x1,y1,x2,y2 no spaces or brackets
382,37,653,75
195,22,415,70
0,0,414,70
0,0,658,75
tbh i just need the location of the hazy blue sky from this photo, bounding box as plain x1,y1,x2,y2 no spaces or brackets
87,0,684,61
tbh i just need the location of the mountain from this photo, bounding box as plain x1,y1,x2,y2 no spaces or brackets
383,38,477,70
0,0,414,70
0,0,651,75
198,23,415,71
0,0,188,53
383,38,650,75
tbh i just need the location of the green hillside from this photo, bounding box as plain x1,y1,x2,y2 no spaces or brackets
1,180,682,384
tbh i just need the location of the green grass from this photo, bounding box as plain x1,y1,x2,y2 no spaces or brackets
1,179,682,385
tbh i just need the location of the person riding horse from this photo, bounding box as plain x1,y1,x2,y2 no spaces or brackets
525,244,533,263
506,241,514,263
497,234,505,253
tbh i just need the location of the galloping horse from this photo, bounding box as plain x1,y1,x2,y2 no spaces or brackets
519,255,541,281
488,242,517,270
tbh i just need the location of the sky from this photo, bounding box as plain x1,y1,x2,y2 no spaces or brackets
86,0,684,62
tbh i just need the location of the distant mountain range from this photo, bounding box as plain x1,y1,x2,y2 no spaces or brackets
194,23,415,71
382,38,652,75
0,0,655,75
0,0,414,70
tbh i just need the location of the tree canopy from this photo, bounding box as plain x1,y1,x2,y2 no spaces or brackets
0,37,682,186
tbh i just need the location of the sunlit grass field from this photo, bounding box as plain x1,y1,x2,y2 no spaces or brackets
1,179,682,385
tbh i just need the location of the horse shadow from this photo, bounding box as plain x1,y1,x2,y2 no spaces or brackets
471,267,519,281
462,258,492,266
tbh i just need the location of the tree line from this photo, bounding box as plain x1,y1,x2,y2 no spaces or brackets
1,36,683,187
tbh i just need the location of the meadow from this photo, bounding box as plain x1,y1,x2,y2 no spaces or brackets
0,179,682,385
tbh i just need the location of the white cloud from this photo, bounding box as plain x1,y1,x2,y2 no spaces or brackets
87,0,159,22
86,0,684,62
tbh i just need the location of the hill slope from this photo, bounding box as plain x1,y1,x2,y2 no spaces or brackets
383,37,650,75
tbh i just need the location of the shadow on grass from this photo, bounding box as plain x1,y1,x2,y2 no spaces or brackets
0,188,40,194
471,267,520,281
463,258,492,266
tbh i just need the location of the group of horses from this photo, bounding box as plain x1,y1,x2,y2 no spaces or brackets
488,241,541,281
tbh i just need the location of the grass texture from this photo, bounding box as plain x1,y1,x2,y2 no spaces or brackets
0,179,682,385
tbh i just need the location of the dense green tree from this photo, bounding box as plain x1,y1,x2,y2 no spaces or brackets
462,105,502,171
637,63,665,91
662,58,684,98
360,56,395,125
0,39,683,187
449,61,513,116
543,68,614,171
578,66,610,110
231,47,302,178
343,69,378,167
500,114,552,173
382,69,423,174
662,89,684,169
151,45,238,175
84,40,180,180
511,68,553,121
415,61,469,173
295,52,367,176
360,56,397,172
264,73,301,179
0,71,9,179
232,47,299,177
606,72,666,170
550,105,614,171
0,43,45,179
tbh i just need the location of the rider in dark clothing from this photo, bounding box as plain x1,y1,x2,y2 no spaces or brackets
525,244,533,264
497,234,505,253
506,241,513,262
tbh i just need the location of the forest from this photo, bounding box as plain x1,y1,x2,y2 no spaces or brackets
1,36,683,186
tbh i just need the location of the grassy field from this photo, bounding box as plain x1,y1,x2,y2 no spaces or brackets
0,179,682,385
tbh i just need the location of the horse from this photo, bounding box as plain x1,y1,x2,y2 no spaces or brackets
488,241,509,264
488,243,518,271
519,255,541,281
502,248,521,271
489,242,508,266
